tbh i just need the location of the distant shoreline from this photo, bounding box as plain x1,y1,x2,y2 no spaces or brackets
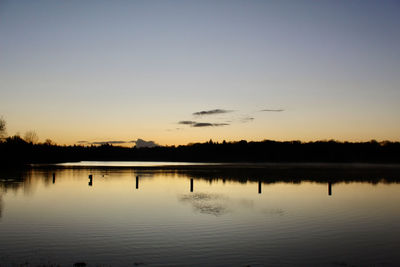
2,139,400,166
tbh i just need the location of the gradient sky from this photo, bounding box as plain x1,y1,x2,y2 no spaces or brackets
1,0,399,146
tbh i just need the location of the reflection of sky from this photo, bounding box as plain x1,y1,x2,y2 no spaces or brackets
0,168,400,265
1,1,400,145
1,168,400,222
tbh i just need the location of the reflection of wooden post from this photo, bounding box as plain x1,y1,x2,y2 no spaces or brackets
190,179,193,192
258,180,262,194
136,176,139,189
88,175,93,187
328,182,332,196
52,173,55,184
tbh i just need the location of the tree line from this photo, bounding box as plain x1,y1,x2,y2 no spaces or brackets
1,137,399,165
1,117,400,165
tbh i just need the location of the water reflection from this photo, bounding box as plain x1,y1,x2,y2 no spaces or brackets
1,166,399,194
261,208,286,216
0,193,2,219
0,165,399,266
179,193,229,216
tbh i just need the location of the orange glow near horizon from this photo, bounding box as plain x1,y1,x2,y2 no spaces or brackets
1,2,400,147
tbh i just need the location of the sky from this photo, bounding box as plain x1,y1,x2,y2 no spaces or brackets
1,0,399,146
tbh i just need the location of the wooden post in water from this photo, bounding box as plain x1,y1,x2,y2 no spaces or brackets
136,176,139,189
52,173,55,184
88,174,93,187
258,180,262,194
190,178,193,192
328,182,332,196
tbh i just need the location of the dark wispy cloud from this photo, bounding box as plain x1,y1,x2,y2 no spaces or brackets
179,121,229,127
240,117,254,123
193,109,233,116
76,140,130,145
260,109,284,112
92,140,130,145
166,128,184,131
179,120,196,125
193,122,229,127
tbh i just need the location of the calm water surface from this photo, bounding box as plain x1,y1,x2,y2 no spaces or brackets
0,164,399,266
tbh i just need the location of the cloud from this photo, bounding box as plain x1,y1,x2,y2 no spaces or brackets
193,122,229,127
76,140,134,145
193,109,233,116
178,121,229,127
92,140,129,145
133,138,159,148
166,127,184,131
179,120,196,125
261,109,284,112
192,122,213,127
240,117,254,123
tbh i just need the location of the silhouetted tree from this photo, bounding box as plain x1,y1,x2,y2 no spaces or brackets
0,117,6,139
24,131,39,144
43,139,54,146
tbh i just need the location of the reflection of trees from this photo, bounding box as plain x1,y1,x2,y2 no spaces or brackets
0,169,37,195
0,165,399,195
0,192,3,219
0,116,6,139
0,169,48,218
134,165,400,185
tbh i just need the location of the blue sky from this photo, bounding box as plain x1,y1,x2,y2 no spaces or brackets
1,0,399,145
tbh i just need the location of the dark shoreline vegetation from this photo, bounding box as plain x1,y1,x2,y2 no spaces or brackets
1,136,400,165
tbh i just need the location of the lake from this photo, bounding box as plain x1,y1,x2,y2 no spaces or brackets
1,162,400,266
